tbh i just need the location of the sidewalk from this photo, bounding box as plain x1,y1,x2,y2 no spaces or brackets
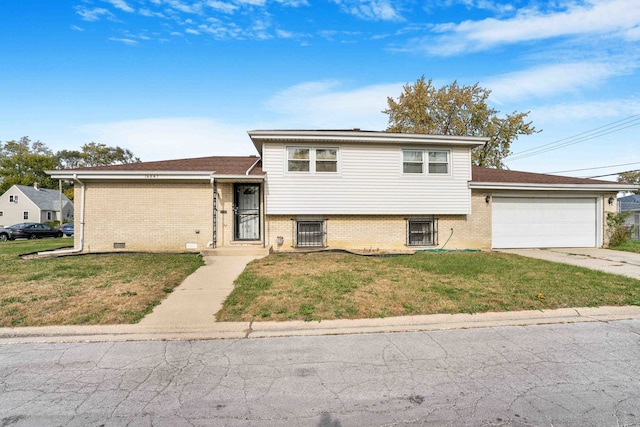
2,306,640,344
2,254,640,344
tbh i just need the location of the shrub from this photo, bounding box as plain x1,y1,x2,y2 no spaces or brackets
606,211,635,247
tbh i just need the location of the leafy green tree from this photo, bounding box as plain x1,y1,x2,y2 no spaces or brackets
1,137,141,200
383,76,539,168
0,137,58,194
57,142,140,169
617,171,640,194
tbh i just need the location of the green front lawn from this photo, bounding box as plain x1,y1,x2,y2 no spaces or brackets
217,251,640,322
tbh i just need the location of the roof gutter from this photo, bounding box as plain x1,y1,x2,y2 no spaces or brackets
38,174,85,256
246,157,261,175
469,182,639,192
46,171,265,181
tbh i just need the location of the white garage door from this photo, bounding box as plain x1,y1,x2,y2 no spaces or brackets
492,197,597,248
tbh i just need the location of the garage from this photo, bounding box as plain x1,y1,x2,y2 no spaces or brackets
492,197,597,248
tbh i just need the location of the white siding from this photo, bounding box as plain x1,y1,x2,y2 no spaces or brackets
262,143,473,215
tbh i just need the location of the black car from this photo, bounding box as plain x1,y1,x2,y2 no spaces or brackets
2,223,63,240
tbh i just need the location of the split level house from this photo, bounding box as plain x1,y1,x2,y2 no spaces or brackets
46,130,637,253
0,183,74,228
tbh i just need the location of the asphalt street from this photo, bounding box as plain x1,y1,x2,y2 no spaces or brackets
1,320,639,426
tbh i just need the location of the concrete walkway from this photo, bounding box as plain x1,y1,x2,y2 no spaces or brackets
138,255,262,330
499,248,640,279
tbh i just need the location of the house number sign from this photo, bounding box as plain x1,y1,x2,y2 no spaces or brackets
144,174,159,179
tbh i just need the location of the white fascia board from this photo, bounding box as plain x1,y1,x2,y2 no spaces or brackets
46,170,265,181
469,182,639,192
248,130,488,153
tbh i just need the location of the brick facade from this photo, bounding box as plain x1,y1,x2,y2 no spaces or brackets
266,191,492,252
78,181,215,252
74,180,617,253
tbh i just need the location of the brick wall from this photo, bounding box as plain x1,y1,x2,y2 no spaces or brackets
267,191,492,252
78,181,215,252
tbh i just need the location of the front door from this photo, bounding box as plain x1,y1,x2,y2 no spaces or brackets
234,184,260,240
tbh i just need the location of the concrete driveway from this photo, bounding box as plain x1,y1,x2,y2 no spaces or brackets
499,248,640,279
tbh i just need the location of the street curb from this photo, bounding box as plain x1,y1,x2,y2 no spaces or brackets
1,306,639,344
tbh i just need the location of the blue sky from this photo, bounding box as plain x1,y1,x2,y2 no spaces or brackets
2,0,639,179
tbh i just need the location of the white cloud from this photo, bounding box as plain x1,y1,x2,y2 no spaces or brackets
275,0,309,6
331,0,403,21
164,0,204,14
265,80,401,129
76,7,116,22
108,37,139,45
77,118,255,161
529,99,640,124
105,0,135,13
205,0,239,14
235,0,267,6
484,60,638,104
420,0,640,55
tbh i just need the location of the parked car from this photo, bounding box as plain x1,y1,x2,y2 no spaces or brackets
2,223,63,240
57,223,74,236
0,227,11,241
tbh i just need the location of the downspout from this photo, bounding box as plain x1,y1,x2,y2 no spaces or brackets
59,179,63,223
38,174,85,256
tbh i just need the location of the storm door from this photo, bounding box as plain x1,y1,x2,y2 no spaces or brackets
234,184,260,240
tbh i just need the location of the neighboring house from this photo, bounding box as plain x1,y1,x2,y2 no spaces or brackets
0,184,74,228
619,194,640,239
46,130,637,253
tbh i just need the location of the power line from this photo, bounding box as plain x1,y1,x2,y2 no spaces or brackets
583,168,640,179
506,114,640,162
545,161,640,174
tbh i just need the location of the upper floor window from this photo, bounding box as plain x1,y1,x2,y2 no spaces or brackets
287,148,310,172
287,147,338,173
403,150,449,175
9,195,18,203
23,211,29,220
428,151,449,174
315,149,338,172
403,150,423,173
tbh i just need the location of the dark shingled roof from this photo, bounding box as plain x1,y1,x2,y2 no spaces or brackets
68,156,264,175
471,166,617,185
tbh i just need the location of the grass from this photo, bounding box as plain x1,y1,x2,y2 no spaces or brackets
0,239,204,327
216,251,640,322
610,240,640,254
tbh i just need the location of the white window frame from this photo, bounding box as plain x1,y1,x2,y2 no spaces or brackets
402,149,450,175
428,151,449,174
9,195,18,203
287,146,339,174
402,150,423,174
23,211,29,220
